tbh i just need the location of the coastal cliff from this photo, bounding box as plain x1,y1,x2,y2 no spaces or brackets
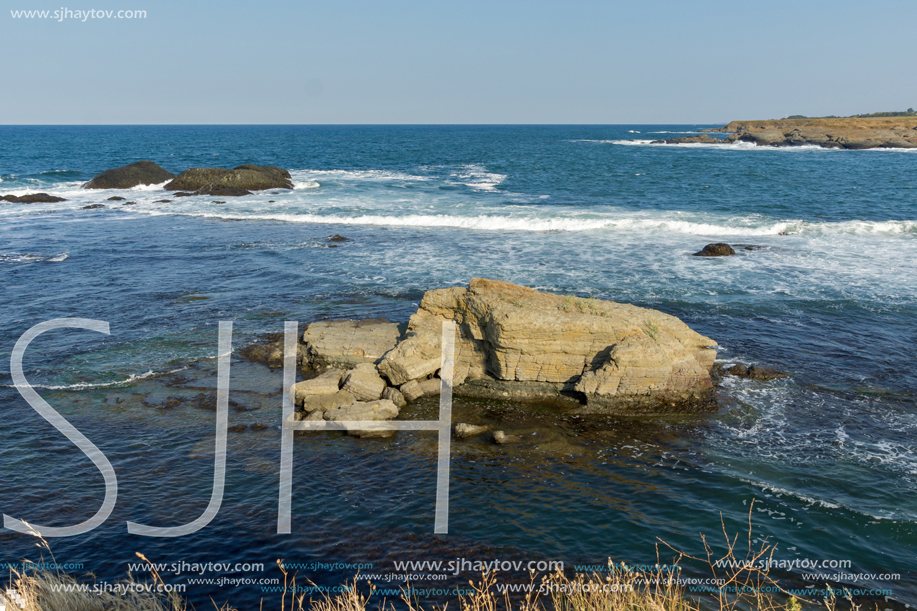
662,117,917,149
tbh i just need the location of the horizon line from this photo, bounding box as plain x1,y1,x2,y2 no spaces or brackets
0,122,731,127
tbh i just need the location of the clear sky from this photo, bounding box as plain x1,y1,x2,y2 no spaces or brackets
2,0,916,124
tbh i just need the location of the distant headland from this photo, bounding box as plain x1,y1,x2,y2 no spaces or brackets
657,111,917,149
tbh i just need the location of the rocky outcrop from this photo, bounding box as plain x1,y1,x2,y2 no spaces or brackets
377,278,718,414
285,279,720,422
2,193,67,203
694,243,735,257
698,117,917,149
165,165,293,192
83,161,175,189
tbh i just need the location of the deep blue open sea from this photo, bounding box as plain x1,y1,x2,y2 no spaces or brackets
1,125,915,608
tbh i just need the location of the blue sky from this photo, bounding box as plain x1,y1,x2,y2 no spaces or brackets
2,0,916,124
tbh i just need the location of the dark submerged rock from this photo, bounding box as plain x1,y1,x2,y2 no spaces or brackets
165,165,292,192
2,193,67,203
651,134,731,145
694,243,736,257
82,204,105,209
725,363,787,381
107,196,126,201
83,161,175,189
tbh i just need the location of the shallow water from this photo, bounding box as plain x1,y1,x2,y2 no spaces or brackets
0,125,914,607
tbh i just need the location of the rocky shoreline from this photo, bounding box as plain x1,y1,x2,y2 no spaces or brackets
240,279,792,440
655,117,917,149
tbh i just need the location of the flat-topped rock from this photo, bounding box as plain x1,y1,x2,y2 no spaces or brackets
303,319,405,369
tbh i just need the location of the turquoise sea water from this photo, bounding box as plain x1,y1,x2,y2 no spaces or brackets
0,126,915,607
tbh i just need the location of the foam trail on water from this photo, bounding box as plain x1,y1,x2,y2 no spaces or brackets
2,366,190,391
122,209,917,237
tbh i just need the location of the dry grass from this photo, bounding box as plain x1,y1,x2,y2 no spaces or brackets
3,506,877,611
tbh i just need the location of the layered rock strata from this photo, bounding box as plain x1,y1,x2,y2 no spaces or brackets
287,279,719,427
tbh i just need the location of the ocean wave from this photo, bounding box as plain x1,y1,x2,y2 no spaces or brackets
3,366,190,391
130,180,171,191
739,478,840,509
450,164,506,191
294,180,320,189
121,208,917,236
0,252,69,264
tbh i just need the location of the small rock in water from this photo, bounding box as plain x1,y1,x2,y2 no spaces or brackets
153,199,171,203
250,423,269,431
107,196,126,201
212,201,226,204
747,365,787,380
694,243,735,257
327,234,349,242
455,423,490,439
493,430,522,444
122,201,137,205
228,424,248,433
726,363,786,380
82,204,105,209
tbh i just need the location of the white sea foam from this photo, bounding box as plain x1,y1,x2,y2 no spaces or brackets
739,478,841,509
130,180,171,191
122,207,917,238
1,252,69,263
3,366,189,391
450,164,506,191
293,180,320,189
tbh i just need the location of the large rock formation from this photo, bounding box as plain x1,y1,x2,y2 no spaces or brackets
286,279,719,421
377,278,717,413
83,161,176,189
165,165,293,192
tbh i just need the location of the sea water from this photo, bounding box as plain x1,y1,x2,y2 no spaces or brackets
0,125,914,607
